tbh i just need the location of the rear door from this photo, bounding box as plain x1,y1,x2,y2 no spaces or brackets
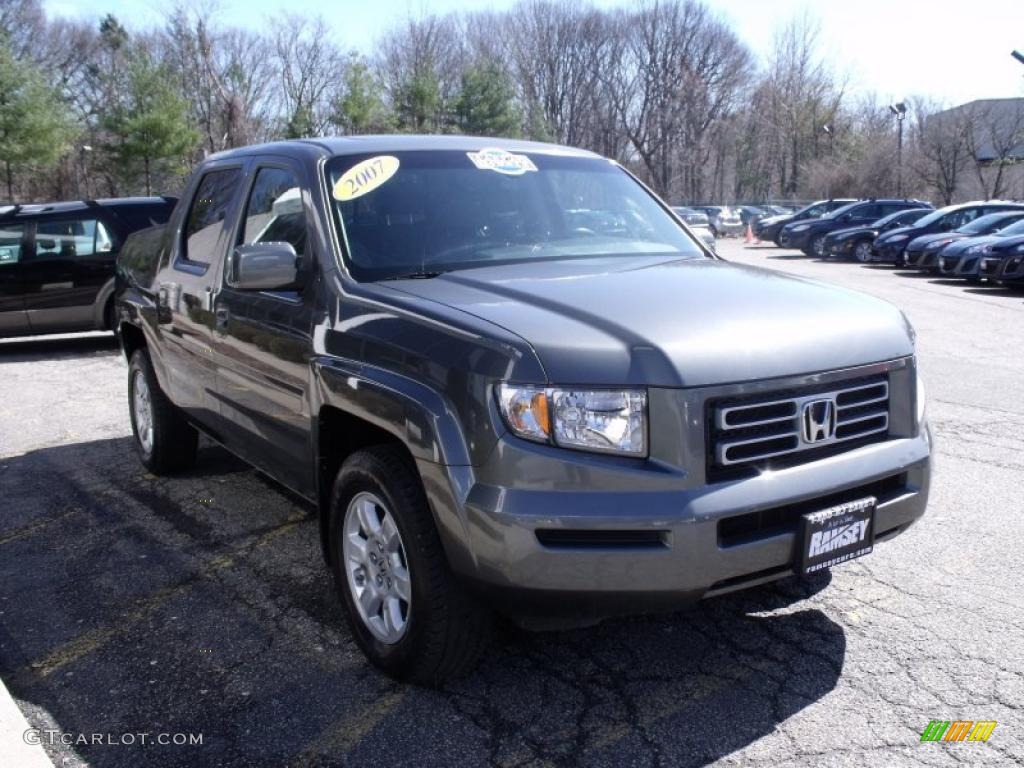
0,220,29,335
210,160,316,495
154,163,245,424
21,215,115,333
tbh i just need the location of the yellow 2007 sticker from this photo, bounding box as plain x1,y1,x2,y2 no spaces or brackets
333,156,400,201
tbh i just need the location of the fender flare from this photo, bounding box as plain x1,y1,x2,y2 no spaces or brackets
312,357,479,575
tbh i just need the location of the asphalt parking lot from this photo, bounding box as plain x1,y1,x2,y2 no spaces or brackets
2,239,1023,768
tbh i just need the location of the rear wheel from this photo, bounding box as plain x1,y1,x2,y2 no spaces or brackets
128,349,198,474
854,241,873,263
329,446,490,686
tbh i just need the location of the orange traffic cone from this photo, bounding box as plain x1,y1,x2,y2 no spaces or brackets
745,223,755,245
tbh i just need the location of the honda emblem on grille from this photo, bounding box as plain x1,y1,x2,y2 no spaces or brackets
802,399,837,443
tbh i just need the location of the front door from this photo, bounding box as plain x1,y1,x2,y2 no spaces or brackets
0,220,28,336
154,164,244,425
210,162,315,496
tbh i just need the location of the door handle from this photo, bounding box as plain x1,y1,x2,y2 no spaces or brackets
215,307,229,330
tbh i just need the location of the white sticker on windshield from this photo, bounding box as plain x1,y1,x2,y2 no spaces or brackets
466,148,538,176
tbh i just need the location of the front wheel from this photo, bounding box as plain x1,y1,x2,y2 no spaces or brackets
128,349,198,474
854,241,873,263
807,234,826,258
329,446,490,686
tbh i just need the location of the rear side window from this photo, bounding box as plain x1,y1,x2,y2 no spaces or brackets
0,222,25,265
110,203,175,233
34,219,112,258
181,168,242,268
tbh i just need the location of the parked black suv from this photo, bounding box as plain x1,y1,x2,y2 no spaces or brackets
823,208,932,262
753,199,856,246
782,199,931,257
871,201,1024,266
0,197,175,338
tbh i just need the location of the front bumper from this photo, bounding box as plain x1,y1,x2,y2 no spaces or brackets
939,253,984,278
784,229,813,250
424,363,930,619
824,238,854,258
998,254,1024,282
979,256,1005,279
715,222,744,237
905,248,941,270
871,241,905,263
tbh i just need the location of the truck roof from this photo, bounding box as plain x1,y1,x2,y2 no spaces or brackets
206,135,602,162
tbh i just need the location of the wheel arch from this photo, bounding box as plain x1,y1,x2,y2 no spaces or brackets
312,359,476,573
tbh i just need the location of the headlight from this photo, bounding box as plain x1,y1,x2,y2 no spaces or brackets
497,384,647,456
1015,244,1024,253
790,224,810,232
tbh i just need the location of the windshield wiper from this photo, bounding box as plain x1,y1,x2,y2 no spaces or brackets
382,269,447,281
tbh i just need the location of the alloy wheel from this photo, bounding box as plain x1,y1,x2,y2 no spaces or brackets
855,241,872,263
132,370,154,454
343,491,412,644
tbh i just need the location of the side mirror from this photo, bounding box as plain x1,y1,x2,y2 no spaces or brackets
229,242,299,291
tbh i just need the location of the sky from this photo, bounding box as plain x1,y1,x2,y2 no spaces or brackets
43,0,1024,106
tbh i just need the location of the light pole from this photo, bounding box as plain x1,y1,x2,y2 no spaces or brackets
821,125,834,197
77,145,93,199
822,124,834,155
889,103,907,197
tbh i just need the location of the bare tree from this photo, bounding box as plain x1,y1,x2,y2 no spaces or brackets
604,0,750,201
910,98,970,205
271,13,345,137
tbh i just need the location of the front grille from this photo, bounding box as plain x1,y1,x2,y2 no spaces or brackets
962,257,978,273
941,255,960,270
708,374,890,478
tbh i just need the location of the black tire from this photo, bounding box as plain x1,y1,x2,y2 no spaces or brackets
807,234,826,258
329,446,490,686
103,298,116,331
128,349,198,474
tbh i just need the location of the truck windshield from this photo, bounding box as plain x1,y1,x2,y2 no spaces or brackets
325,150,704,281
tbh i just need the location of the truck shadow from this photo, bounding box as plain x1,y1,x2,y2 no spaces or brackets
0,436,844,768
0,332,119,363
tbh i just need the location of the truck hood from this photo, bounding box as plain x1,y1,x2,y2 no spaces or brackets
386,256,913,387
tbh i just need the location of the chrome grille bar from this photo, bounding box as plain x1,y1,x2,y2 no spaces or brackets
712,378,890,468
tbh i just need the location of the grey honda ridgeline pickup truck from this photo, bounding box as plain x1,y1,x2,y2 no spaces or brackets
116,136,931,685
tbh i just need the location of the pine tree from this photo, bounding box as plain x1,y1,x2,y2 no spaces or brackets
0,43,77,201
333,55,393,134
454,61,522,138
102,53,198,195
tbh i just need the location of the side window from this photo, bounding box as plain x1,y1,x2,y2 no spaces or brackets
0,223,25,265
181,168,242,268
854,204,880,220
238,167,307,258
34,219,109,259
